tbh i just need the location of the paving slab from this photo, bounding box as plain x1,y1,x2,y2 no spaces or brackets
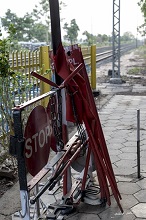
99,208,135,220
120,146,137,153
115,159,136,168
134,190,146,202
117,182,141,195
131,203,146,218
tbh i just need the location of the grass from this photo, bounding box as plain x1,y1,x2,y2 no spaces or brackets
127,67,141,75
127,45,146,75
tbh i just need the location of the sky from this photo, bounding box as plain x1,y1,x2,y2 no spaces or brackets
0,0,144,39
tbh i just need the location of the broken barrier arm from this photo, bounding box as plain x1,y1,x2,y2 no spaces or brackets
30,138,89,205
31,63,84,89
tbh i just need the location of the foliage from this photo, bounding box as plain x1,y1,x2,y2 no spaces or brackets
32,0,51,43
0,26,15,148
63,19,80,44
1,0,136,47
32,0,66,44
1,1,66,44
0,24,16,77
1,9,48,43
83,32,111,46
98,34,110,43
82,31,95,46
82,30,135,46
127,67,141,75
120,32,135,42
138,0,146,36
0,26,31,150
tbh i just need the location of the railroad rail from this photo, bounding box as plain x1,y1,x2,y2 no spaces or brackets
84,43,137,66
9,43,136,68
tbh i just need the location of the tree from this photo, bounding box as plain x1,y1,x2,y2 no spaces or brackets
63,19,80,44
1,9,48,42
138,0,146,36
120,32,135,42
0,25,20,150
22,13,36,41
96,34,102,44
1,1,66,44
1,10,24,41
82,32,112,46
32,0,66,44
101,34,109,42
31,23,48,42
83,31,93,46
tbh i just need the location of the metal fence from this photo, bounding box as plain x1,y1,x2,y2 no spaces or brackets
0,46,49,147
10,50,41,103
0,45,93,148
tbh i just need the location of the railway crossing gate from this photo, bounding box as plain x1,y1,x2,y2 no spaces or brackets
10,0,123,219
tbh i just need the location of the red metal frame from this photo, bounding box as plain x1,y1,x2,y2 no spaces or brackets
10,44,123,219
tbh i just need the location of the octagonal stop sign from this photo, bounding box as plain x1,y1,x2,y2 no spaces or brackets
24,105,51,176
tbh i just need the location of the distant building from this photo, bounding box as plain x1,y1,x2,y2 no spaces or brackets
18,41,47,51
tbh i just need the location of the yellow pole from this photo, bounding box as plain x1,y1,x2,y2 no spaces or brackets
39,45,51,107
91,45,96,90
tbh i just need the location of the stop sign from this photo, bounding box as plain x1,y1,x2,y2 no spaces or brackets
24,105,51,176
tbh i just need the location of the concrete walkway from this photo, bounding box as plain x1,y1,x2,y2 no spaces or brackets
98,94,146,219
1,82,146,220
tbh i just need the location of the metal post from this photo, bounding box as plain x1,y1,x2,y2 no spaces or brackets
91,45,96,90
40,45,51,107
35,184,40,217
110,0,122,84
49,0,72,194
13,110,30,219
137,109,141,178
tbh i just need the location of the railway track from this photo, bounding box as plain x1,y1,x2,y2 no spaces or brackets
84,43,138,67
9,43,138,69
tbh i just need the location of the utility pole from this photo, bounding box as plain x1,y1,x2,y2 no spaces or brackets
110,0,122,84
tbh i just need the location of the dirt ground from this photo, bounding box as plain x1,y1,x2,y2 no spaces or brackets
0,156,18,197
96,47,146,86
0,45,146,208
